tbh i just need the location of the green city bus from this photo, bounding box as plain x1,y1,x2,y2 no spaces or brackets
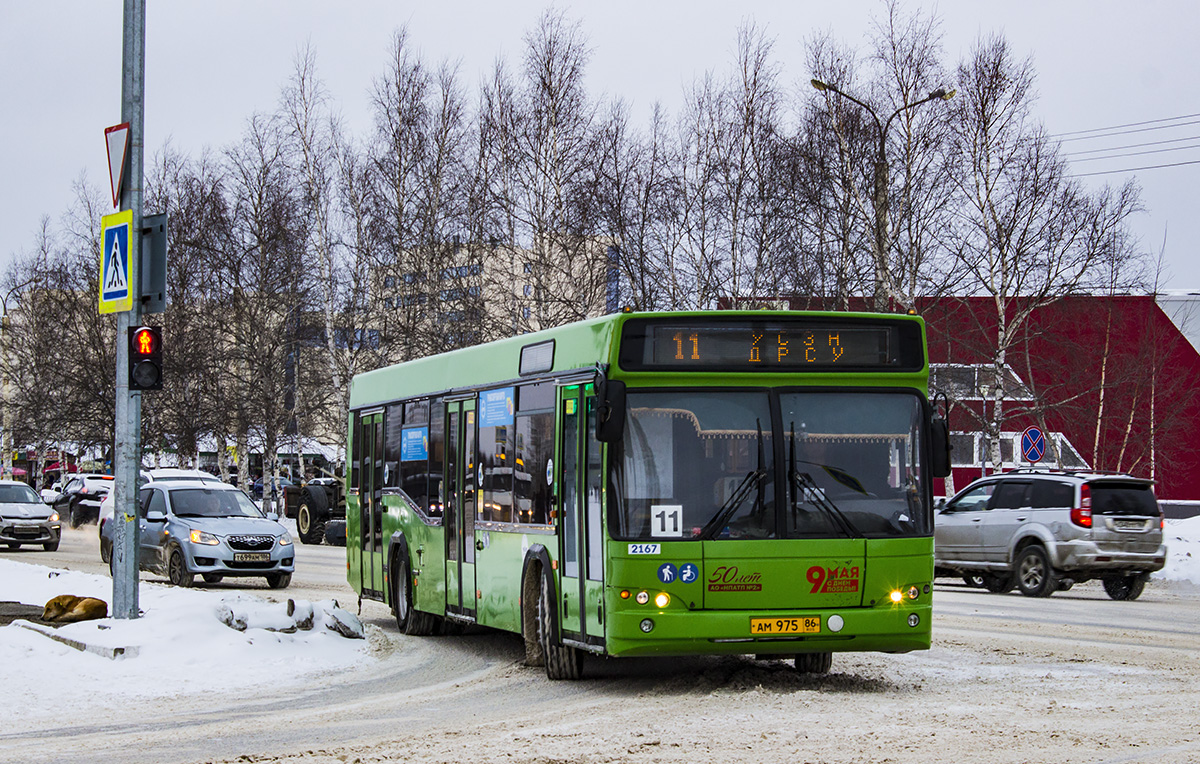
346,310,950,679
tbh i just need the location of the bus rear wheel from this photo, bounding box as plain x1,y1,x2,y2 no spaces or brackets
537,578,582,680
793,652,832,674
394,555,438,636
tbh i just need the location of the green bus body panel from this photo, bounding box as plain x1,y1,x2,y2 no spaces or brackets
387,501,447,615
346,492,361,589
605,537,932,657
345,311,933,659
349,315,619,410
474,529,538,634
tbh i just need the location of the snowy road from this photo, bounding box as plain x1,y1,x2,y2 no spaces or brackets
6,524,1199,764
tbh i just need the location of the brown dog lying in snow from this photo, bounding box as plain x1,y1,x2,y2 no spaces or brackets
42,595,108,623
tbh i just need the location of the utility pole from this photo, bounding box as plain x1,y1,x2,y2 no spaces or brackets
810,78,954,312
113,0,145,619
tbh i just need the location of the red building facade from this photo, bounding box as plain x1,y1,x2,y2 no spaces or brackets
918,296,1200,500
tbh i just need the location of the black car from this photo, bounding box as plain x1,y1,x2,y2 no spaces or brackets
251,476,294,500
51,473,115,528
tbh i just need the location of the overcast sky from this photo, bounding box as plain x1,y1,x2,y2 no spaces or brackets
3,1,1197,293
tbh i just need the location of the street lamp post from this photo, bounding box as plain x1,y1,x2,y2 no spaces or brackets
810,78,954,312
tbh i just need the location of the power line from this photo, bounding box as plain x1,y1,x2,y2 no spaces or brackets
1069,143,1200,162
1050,112,1200,138
1071,157,1200,178
1058,117,1200,143
1062,134,1200,157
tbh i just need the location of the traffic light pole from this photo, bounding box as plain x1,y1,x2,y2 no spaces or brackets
113,0,145,620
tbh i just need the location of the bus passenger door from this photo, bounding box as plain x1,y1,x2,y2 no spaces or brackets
557,386,606,644
582,394,606,641
444,400,477,619
557,389,583,636
357,411,385,598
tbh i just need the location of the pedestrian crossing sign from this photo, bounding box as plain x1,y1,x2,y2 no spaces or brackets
99,209,134,314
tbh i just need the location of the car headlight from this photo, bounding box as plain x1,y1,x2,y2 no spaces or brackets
49,512,59,523
189,529,220,546
278,532,293,546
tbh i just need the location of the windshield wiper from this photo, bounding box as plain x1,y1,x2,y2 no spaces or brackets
698,469,766,540
792,470,862,538
698,419,767,540
789,423,862,538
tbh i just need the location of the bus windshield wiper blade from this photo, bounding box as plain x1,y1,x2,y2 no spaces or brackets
792,470,863,538
698,468,766,540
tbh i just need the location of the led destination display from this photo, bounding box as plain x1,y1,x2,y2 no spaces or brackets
619,317,924,371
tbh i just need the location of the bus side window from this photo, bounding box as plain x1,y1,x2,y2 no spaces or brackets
516,410,554,525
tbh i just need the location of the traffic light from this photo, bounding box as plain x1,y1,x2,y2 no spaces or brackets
129,325,163,390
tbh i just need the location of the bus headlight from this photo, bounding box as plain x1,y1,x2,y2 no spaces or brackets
635,591,649,605
890,590,903,603
654,592,670,609
640,618,654,633
908,586,919,600
908,613,921,628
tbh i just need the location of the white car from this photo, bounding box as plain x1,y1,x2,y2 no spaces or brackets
99,469,221,562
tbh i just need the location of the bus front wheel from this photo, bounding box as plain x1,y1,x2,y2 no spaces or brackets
794,652,832,674
537,578,582,680
521,567,545,667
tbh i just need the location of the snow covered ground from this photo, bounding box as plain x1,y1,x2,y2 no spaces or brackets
0,559,373,730
0,518,1196,732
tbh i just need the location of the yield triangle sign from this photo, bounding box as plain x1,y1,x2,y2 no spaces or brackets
105,123,130,209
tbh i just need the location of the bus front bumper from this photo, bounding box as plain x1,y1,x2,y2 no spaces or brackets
603,601,932,658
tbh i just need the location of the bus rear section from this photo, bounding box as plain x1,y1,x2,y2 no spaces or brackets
602,387,934,660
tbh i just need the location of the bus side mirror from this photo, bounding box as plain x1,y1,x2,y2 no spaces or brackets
595,378,626,444
930,414,952,478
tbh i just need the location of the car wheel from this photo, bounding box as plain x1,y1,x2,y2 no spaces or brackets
1015,546,1058,597
963,574,986,588
794,652,833,674
100,539,111,563
265,572,292,589
1102,574,1146,601
69,506,83,529
168,549,194,587
202,573,224,584
42,539,59,552
537,575,583,680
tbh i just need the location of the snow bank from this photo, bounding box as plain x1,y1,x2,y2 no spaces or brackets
0,559,372,731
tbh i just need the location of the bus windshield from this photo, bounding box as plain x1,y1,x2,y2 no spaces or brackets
614,391,775,541
611,390,929,540
781,392,928,538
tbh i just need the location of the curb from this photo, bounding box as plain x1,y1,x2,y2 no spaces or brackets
13,621,139,660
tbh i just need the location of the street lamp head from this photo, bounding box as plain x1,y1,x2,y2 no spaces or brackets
930,88,956,101
810,78,830,92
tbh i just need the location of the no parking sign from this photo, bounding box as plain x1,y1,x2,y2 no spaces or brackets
1020,426,1046,463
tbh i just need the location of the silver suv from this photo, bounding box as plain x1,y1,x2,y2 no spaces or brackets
935,470,1166,599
